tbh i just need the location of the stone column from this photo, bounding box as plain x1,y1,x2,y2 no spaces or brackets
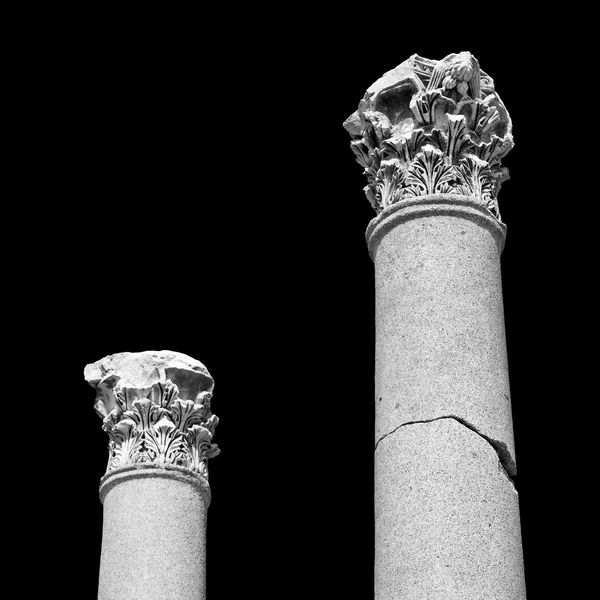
344,53,526,599
84,350,220,600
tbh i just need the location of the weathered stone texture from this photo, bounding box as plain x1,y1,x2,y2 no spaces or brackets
344,52,513,219
375,418,525,600
98,466,209,600
368,196,516,474
85,350,214,418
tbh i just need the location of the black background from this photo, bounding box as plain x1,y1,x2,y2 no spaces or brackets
25,10,590,600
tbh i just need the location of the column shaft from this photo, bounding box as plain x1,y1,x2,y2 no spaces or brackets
369,197,525,599
98,467,209,600
375,418,525,600
370,197,515,467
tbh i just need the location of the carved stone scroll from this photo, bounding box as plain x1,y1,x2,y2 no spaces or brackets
343,52,513,221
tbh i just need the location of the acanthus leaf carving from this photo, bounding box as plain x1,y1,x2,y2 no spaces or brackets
410,90,456,127
148,380,179,408
474,134,514,167
344,51,513,221
100,379,219,479
456,154,500,218
444,115,473,164
108,419,143,470
465,97,501,138
187,425,219,477
382,128,427,166
144,417,187,467
350,139,372,171
403,145,456,197
171,398,205,432
377,161,404,210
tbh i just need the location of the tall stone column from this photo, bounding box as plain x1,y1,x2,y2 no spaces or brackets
84,350,220,600
344,53,526,599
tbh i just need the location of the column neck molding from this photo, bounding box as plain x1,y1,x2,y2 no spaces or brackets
365,194,507,260
99,464,212,505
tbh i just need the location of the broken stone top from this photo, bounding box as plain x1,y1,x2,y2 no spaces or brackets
85,350,214,419
344,52,513,221
85,350,219,480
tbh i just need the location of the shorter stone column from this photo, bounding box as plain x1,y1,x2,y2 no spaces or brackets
85,350,220,600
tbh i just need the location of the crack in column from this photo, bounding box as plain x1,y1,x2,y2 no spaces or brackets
374,415,517,489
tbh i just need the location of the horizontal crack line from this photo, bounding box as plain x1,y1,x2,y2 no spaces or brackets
374,415,517,487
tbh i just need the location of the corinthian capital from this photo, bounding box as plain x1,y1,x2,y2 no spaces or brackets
84,350,219,480
343,51,513,220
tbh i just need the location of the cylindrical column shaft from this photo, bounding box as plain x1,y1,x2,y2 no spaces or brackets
369,196,515,467
368,196,525,599
375,418,524,599
98,467,210,600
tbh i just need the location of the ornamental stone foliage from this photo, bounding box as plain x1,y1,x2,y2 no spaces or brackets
100,381,219,478
85,350,220,480
343,52,513,220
